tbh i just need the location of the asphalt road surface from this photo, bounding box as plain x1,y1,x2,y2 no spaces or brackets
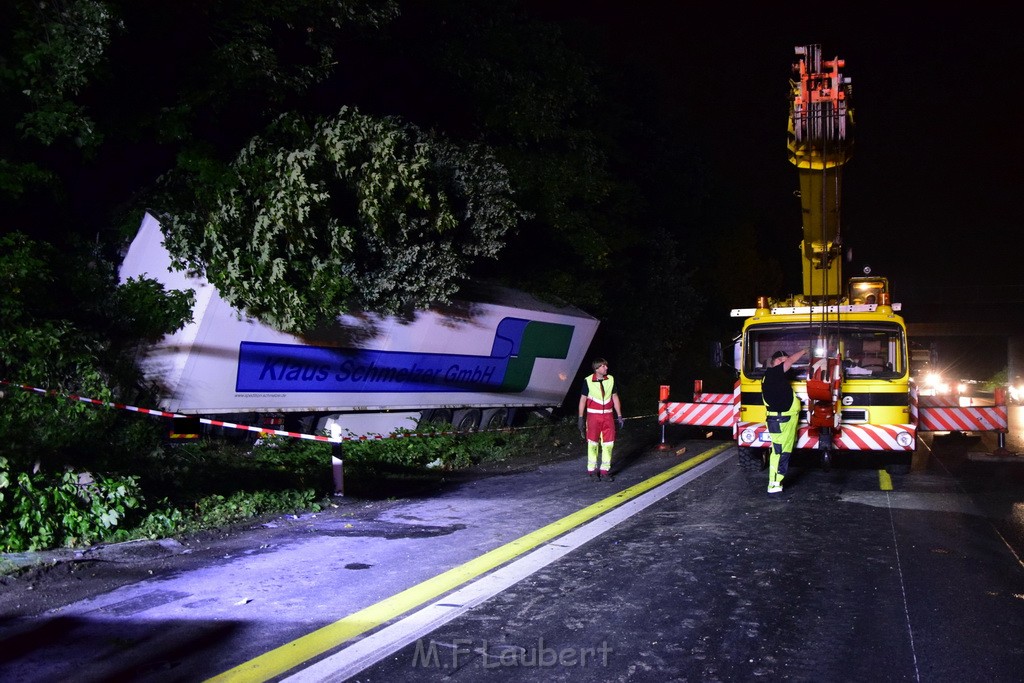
3,430,1024,682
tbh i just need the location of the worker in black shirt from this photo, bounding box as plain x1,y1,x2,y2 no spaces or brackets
762,348,808,494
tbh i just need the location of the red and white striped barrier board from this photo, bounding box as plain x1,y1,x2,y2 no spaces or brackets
917,404,1007,432
808,423,916,451
736,421,917,451
693,392,734,404
660,400,735,428
913,390,1008,433
659,381,739,430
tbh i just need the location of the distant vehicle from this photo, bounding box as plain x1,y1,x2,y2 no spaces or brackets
1009,378,1024,404
956,379,979,397
917,371,950,397
119,213,600,438
910,343,942,395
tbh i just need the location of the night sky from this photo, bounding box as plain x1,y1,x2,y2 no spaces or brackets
569,7,1020,301
533,5,1022,378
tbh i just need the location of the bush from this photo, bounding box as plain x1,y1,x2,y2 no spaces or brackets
0,456,144,552
339,421,546,472
189,488,322,528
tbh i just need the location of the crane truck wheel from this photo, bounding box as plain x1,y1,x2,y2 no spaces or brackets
738,447,767,471
885,453,912,475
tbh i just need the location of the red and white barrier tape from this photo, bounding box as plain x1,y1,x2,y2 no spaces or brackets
0,379,500,444
1,379,653,443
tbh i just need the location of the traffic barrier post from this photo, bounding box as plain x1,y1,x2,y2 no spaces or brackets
331,443,345,496
655,385,672,451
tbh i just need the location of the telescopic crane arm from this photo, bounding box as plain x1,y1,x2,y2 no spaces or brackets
788,44,854,301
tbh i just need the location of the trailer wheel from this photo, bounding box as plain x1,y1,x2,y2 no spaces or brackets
481,407,510,431
738,447,767,471
453,408,482,431
419,409,453,428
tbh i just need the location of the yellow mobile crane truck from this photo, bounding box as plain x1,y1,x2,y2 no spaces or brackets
728,44,914,473
667,44,1009,472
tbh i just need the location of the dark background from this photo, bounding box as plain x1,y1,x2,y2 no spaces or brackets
533,4,1023,380
9,3,1021,383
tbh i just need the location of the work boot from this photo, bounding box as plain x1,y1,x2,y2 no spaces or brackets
587,470,598,481
600,470,614,482
767,480,783,494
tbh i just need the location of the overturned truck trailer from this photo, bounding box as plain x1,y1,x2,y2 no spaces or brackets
119,213,599,438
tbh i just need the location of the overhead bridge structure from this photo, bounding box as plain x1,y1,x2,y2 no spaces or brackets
906,322,1024,380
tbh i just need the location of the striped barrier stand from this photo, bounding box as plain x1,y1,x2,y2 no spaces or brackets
917,394,1008,433
659,380,740,434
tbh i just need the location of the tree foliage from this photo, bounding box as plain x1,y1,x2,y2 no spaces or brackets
0,232,194,469
0,0,120,204
0,0,402,233
159,106,524,331
2,0,122,150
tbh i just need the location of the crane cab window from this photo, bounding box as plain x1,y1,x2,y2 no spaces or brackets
744,322,905,380
743,327,814,379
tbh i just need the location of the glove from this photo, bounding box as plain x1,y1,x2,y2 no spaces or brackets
578,416,586,437
616,416,625,430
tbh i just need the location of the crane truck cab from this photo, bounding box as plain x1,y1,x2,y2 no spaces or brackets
731,287,913,473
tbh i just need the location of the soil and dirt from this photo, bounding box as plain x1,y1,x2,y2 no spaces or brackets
0,422,659,619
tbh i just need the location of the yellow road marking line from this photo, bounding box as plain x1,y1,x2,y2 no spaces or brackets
879,469,893,490
207,443,730,682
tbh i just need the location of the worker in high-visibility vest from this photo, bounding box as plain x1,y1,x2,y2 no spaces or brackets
578,358,624,481
762,348,807,493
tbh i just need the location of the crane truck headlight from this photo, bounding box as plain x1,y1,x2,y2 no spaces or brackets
896,431,914,448
740,428,757,444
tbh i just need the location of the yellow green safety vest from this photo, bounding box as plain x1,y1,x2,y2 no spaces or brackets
584,374,615,414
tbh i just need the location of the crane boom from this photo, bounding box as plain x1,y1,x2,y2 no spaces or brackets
788,44,853,300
